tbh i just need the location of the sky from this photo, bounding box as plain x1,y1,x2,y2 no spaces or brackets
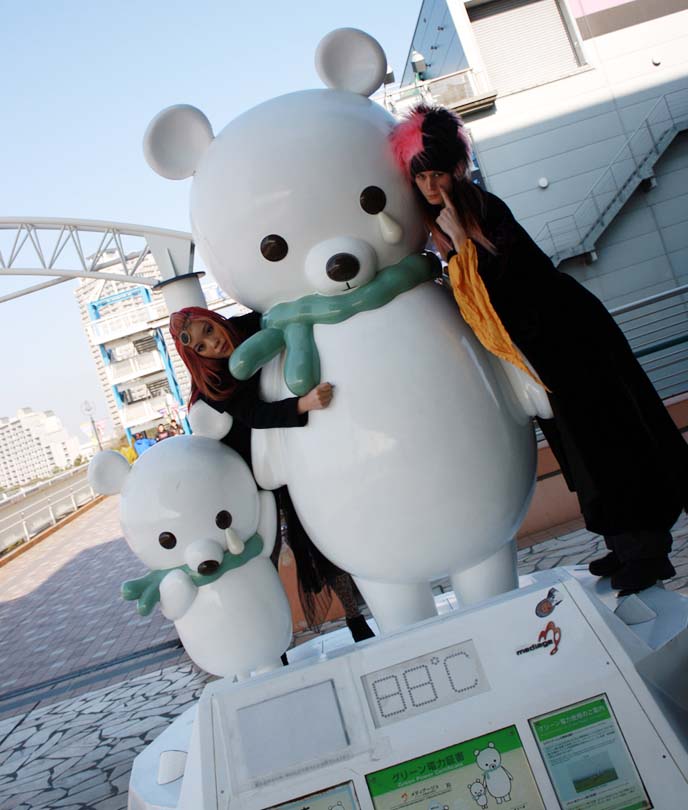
0,0,422,437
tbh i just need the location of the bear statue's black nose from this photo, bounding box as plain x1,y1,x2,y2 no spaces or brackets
198,560,220,576
326,253,360,282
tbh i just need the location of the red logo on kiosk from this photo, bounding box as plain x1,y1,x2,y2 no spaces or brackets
516,621,562,657
538,621,562,655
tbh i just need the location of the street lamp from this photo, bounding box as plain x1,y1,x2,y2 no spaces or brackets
411,49,427,77
81,400,103,451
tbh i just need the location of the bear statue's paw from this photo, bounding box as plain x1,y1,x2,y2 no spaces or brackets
159,569,199,621
188,400,233,439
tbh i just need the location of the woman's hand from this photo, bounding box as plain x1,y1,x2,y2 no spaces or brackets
436,187,467,253
297,382,334,414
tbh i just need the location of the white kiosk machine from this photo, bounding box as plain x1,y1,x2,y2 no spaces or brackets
131,570,688,810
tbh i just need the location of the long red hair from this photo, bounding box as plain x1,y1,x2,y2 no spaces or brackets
169,307,242,404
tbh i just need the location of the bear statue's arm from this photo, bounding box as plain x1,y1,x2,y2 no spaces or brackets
256,489,278,558
159,569,199,621
250,360,290,491
497,357,553,419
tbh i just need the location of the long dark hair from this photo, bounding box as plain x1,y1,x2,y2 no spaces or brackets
415,170,495,258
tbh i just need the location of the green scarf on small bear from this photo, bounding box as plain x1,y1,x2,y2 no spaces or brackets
122,532,263,617
229,252,441,395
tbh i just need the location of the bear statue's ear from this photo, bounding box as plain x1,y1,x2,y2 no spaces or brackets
143,104,214,180
315,28,387,98
88,450,130,495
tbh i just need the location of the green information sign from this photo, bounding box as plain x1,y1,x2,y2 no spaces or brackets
532,698,611,742
530,695,652,810
366,725,545,810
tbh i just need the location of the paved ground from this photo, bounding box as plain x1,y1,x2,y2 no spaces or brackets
0,498,186,719
0,665,209,810
0,500,686,809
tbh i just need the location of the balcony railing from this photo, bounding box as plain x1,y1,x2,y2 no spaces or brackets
0,468,97,554
611,282,688,401
89,311,152,344
106,352,165,385
88,302,169,344
376,68,496,116
147,300,169,322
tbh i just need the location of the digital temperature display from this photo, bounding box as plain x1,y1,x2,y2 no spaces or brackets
361,639,489,728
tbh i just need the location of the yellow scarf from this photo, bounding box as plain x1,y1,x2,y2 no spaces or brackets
447,239,547,389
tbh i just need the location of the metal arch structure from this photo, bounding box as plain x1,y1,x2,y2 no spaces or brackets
0,218,195,304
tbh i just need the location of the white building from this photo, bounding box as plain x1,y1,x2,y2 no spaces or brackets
74,251,239,441
379,0,688,396
74,252,192,441
0,408,81,489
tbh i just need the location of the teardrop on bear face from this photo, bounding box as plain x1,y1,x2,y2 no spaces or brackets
159,531,177,549
215,510,233,530
260,234,288,262
360,186,387,215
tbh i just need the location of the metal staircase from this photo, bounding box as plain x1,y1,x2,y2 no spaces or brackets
537,87,688,266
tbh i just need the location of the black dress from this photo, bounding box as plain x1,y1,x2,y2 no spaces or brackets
197,312,344,629
466,191,688,541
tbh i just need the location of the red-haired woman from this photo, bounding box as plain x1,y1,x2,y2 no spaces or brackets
390,104,688,595
169,306,374,642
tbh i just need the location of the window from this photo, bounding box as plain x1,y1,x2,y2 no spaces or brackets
468,0,582,95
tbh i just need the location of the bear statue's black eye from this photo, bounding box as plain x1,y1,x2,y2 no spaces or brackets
215,510,233,530
360,186,386,215
159,531,177,549
260,234,288,262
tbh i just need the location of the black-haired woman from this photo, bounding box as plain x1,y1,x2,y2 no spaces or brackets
390,104,687,595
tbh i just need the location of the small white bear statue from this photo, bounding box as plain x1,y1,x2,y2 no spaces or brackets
88,436,292,680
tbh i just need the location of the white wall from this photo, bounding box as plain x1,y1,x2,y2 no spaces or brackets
450,1,688,306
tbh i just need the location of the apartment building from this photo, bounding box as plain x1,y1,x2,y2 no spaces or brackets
74,252,191,441
74,252,240,441
0,407,80,489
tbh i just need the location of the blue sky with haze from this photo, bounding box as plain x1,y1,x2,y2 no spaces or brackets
0,0,421,436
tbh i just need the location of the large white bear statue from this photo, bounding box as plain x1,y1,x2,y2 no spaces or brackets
88,437,292,678
143,29,551,634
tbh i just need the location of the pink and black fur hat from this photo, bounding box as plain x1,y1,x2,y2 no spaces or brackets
389,104,472,180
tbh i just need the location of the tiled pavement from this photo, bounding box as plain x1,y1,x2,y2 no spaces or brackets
0,665,210,810
0,498,186,719
0,500,686,809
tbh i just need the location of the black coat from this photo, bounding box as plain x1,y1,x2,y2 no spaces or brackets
469,191,688,536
